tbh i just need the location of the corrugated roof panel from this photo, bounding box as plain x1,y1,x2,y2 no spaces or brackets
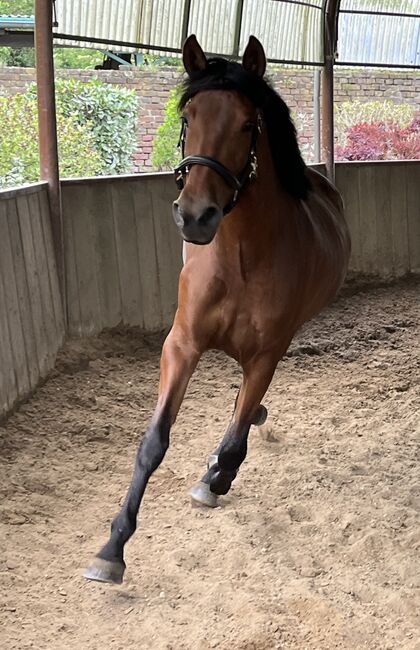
337,12,420,65
340,0,419,14
53,0,325,63
54,0,143,51
189,0,237,55
147,0,180,49
52,0,419,67
338,0,420,66
240,0,324,63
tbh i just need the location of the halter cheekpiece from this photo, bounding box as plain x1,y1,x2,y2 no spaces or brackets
174,109,263,215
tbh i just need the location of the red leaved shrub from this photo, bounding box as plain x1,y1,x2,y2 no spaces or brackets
336,118,420,161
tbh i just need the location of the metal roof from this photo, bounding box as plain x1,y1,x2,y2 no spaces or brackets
53,0,327,66
0,15,34,28
2,2,420,68
0,14,35,47
337,0,420,67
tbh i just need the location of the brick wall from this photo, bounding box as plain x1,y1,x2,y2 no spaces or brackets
0,65,418,169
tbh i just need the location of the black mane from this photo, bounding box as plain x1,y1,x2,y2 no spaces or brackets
179,57,311,200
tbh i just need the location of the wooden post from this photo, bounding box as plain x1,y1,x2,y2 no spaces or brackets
322,0,340,182
321,53,334,180
34,0,65,304
313,68,321,163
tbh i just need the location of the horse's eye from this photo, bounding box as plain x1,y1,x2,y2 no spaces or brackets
242,121,255,133
182,116,189,127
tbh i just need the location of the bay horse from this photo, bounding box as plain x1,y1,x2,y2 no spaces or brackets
84,35,350,584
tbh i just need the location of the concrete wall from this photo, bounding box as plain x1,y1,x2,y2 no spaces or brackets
0,183,65,418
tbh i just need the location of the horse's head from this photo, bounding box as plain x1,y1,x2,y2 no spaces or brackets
172,35,266,245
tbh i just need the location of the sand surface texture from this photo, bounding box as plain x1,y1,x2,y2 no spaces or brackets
1,279,419,649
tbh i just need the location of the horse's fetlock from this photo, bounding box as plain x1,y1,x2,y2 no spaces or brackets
209,466,237,495
218,448,246,472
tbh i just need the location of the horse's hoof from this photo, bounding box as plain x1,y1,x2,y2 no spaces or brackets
83,557,125,585
190,481,218,508
207,453,218,469
253,405,268,426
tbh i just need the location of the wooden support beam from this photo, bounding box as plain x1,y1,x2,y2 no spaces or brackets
322,0,341,181
313,68,321,163
34,0,65,306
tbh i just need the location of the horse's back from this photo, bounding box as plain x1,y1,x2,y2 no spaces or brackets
307,167,345,213
305,167,350,264
291,168,350,321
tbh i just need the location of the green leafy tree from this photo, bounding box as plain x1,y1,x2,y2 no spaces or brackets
0,46,102,69
151,87,181,171
0,1,33,13
53,48,102,70
1,78,138,187
0,93,102,187
27,78,138,174
0,46,34,66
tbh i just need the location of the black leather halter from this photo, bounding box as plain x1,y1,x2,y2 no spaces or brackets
174,112,262,215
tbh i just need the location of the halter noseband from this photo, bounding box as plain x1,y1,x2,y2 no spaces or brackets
174,111,262,215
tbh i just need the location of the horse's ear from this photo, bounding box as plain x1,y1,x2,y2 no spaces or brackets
242,36,266,77
183,35,207,76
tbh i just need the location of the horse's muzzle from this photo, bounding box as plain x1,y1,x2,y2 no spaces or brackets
172,201,222,244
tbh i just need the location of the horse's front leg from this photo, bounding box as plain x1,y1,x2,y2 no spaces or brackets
84,330,199,584
191,355,277,507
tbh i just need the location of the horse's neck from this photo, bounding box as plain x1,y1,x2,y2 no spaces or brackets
215,142,295,259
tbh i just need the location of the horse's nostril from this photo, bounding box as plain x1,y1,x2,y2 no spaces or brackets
198,206,219,227
172,202,186,228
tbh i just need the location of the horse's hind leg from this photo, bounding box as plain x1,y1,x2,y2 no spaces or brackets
206,403,267,466
84,331,199,584
191,356,276,507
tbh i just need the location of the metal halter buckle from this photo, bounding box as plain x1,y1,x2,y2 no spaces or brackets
249,151,258,181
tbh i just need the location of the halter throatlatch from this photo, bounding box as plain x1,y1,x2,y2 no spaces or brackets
174,112,262,215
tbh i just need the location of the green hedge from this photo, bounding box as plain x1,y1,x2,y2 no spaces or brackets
152,91,419,169
335,100,416,147
27,78,138,174
0,0,33,13
0,78,138,188
151,87,181,171
0,94,102,187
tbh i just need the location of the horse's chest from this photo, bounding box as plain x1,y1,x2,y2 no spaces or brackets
211,276,282,356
